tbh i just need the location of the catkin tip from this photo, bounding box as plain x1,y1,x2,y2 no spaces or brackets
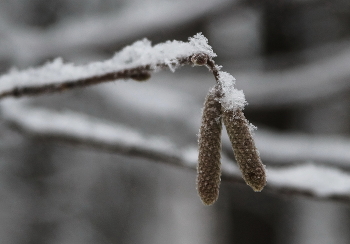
223,108,267,192
245,164,267,192
200,194,219,206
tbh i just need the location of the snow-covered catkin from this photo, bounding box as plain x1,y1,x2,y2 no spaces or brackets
197,87,222,205
223,109,266,192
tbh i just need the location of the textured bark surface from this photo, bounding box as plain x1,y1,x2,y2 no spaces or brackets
197,88,222,205
223,108,266,191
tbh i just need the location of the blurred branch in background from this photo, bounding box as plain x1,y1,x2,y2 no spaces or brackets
0,0,234,68
235,43,350,108
3,101,350,203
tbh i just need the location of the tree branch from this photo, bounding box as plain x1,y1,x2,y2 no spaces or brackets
0,33,214,100
0,60,189,99
0,58,194,99
3,102,350,204
93,78,350,170
235,44,350,108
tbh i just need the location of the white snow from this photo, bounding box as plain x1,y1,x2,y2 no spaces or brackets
222,156,350,198
217,71,247,111
268,163,350,197
2,100,176,154
255,130,350,167
3,99,350,199
181,147,200,166
0,33,216,92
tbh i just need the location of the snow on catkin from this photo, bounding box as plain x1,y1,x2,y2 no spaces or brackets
197,86,222,205
223,108,266,191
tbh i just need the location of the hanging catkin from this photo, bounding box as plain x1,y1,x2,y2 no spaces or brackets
223,108,266,192
197,87,222,205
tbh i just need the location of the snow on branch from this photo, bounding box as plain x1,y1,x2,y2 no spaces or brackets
254,130,350,169
96,78,350,170
0,33,215,99
3,102,350,203
2,100,184,166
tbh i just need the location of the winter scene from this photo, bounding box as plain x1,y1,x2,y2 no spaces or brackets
0,0,350,243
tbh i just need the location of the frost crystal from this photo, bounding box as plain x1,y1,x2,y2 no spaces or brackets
217,71,247,111
188,33,216,58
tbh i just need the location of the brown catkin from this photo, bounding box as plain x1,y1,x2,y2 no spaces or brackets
197,87,222,205
223,108,266,192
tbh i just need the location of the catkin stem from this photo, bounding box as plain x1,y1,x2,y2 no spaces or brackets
197,87,223,205
223,108,266,192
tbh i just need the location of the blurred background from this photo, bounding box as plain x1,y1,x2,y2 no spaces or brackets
1,0,350,243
